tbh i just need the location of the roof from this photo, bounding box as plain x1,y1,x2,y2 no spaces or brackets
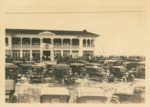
70,63,84,66
40,87,69,96
77,87,109,97
6,29,99,37
110,66,126,69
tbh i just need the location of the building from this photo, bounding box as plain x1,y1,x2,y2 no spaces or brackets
5,29,99,61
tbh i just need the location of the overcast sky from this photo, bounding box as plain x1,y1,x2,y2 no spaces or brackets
3,0,148,56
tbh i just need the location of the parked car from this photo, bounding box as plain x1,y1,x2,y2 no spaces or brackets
54,64,76,85
83,66,110,83
85,63,104,67
30,63,45,83
5,79,15,103
20,63,33,76
44,61,56,77
109,66,135,82
5,63,19,83
110,85,145,104
70,63,85,76
40,87,70,103
123,61,145,79
73,87,112,103
104,60,123,67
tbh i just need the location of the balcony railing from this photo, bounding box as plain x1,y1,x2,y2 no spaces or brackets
32,45,40,48
72,45,79,49
22,44,31,48
63,45,71,48
54,45,62,48
12,44,21,48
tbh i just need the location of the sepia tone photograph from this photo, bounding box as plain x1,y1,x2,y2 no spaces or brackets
3,0,147,104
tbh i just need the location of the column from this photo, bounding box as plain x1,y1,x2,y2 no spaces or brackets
40,50,43,61
20,37,22,48
30,50,32,61
40,37,43,48
79,38,83,57
70,39,72,48
30,38,32,48
51,50,54,61
61,39,63,48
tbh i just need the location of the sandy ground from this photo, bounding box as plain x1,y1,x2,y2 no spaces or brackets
14,76,145,103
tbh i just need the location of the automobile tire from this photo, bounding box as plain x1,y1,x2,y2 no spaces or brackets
101,76,108,83
121,77,127,83
110,98,120,104
84,74,89,79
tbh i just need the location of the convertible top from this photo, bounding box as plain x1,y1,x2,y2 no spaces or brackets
70,63,84,66
40,87,69,96
110,66,126,69
77,87,109,97
5,63,18,68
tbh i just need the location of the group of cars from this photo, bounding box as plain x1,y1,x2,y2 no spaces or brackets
5,57,145,103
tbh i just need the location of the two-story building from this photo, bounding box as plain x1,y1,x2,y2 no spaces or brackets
5,29,99,61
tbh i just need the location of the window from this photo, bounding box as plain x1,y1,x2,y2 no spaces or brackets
5,37,8,45
72,39,79,45
32,38,40,45
12,37,21,45
22,38,30,45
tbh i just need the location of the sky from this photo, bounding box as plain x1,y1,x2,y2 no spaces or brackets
3,0,148,56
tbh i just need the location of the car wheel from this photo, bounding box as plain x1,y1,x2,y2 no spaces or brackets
121,77,127,83
101,76,108,83
110,98,120,104
84,74,89,79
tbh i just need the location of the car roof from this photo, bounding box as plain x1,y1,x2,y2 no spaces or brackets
70,63,84,66
25,61,35,64
13,61,23,64
110,66,126,69
85,63,102,65
40,87,69,96
85,66,103,69
20,63,33,67
105,60,121,63
44,61,56,65
5,63,18,68
77,87,108,97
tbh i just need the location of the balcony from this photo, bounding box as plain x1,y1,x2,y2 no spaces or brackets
32,45,40,48
12,44,21,48
22,44,31,48
72,45,79,49
63,45,71,49
54,45,62,49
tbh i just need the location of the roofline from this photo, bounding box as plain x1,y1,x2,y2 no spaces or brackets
5,28,100,37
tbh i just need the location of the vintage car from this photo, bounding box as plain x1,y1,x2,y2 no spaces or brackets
5,79,16,103
5,63,19,83
30,63,46,83
54,64,76,85
104,60,123,67
25,61,35,64
123,61,145,78
136,67,145,79
44,61,56,77
85,63,104,67
110,85,145,104
83,66,110,83
40,87,70,103
73,87,112,103
20,63,33,76
70,63,85,76
109,66,135,82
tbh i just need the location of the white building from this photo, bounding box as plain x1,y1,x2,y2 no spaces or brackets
5,29,99,61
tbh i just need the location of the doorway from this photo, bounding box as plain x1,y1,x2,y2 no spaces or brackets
43,51,51,61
